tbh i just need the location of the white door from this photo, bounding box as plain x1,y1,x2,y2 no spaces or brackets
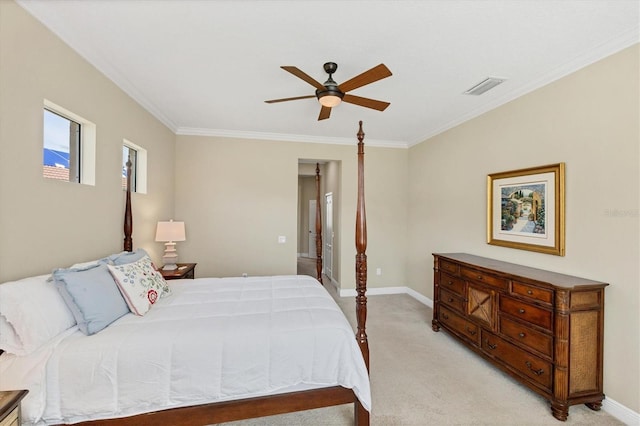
308,199,316,258
324,193,333,279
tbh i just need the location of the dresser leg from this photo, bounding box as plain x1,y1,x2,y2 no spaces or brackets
585,401,602,411
551,402,569,421
432,320,440,332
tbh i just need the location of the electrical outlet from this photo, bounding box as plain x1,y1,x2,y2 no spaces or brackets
278,236,286,244
376,268,382,276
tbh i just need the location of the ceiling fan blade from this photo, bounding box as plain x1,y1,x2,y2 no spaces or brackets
342,94,390,111
338,64,392,93
281,66,326,90
318,105,331,121
265,95,316,104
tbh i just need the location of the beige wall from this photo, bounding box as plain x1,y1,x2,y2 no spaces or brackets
0,2,176,281
407,45,639,412
174,135,408,290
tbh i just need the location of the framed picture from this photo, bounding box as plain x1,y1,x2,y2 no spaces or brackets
487,163,565,256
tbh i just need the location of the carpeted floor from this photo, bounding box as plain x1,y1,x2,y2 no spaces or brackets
220,258,622,425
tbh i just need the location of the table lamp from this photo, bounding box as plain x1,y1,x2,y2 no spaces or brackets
155,220,186,270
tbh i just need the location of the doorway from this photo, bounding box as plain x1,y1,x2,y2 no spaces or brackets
297,160,340,285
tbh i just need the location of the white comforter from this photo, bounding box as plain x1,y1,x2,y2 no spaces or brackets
0,275,371,425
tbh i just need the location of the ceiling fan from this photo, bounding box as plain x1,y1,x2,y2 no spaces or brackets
265,62,392,121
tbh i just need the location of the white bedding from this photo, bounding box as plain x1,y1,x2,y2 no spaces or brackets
0,275,371,425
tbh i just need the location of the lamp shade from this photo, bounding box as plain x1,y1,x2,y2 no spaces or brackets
155,220,186,242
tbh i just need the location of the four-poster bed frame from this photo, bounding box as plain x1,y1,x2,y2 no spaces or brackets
91,121,370,426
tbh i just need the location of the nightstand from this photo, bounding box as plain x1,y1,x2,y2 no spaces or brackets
159,263,197,280
0,390,28,426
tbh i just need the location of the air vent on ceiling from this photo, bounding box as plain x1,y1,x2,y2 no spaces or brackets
463,77,506,95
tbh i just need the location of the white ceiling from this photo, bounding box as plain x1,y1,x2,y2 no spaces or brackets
17,1,639,148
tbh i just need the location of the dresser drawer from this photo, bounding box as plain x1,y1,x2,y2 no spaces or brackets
439,272,465,296
461,267,508,291
439,306,479,344
500,316,553,358
482,331,552,391
512,281,553,305
500,297,552,331
440,287,465,313
0,408,17,426
439,260,460,276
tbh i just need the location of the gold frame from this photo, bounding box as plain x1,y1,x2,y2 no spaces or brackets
487,163,565,256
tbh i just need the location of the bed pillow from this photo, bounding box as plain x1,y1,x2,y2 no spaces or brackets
108,248,149,266
0,315,25,355
107,255,171,316
0,274,76,355
52,263,130,335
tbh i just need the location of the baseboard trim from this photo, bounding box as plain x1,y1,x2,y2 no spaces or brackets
602,397,639,425
338,284,638,424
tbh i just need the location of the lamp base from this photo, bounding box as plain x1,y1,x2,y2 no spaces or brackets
162,243,178,270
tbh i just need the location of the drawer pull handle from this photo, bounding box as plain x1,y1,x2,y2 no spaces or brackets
527,290,533,295
447,281,454,285
525,361,544,376
477,275,483,280
466,327,476,336
442,313,449,320
448,298,454,303
518,308,526,314
518,332,526,338
486,340,497,350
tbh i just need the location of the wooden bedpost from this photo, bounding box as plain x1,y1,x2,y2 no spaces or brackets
315,163,323,284
123,156,133,252
354,121,370,425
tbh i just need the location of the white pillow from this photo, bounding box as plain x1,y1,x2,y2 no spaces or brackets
107,256,171,316
0,315,25,355
0,274,76,355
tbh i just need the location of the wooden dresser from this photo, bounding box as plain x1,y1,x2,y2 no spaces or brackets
432,253,607,421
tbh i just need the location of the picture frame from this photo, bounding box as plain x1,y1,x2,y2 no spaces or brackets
487,163,565,256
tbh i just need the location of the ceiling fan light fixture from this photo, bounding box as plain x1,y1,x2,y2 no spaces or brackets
316,88,344,107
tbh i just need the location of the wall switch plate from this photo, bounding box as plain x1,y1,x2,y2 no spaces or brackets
278,236,286,244
376,268,382,276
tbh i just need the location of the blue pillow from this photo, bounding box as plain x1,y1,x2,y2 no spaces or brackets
108,248,149,265
52,263,130,335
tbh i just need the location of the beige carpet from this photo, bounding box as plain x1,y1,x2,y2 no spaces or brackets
220,259,621,425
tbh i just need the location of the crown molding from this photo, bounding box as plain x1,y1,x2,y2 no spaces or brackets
176,127,409,149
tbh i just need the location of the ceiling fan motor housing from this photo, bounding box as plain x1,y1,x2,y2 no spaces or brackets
317,62,344,101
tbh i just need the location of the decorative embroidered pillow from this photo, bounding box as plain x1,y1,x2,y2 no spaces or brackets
107,256,171,316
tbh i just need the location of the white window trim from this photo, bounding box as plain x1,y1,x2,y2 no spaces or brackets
123,138,148,194
44,99,96,186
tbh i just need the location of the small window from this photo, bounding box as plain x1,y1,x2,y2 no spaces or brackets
122,139,147,194
42,100,96,186
122,145,137,192
43,109,81,182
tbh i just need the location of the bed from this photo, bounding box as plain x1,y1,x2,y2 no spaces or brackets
0,122,372,425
